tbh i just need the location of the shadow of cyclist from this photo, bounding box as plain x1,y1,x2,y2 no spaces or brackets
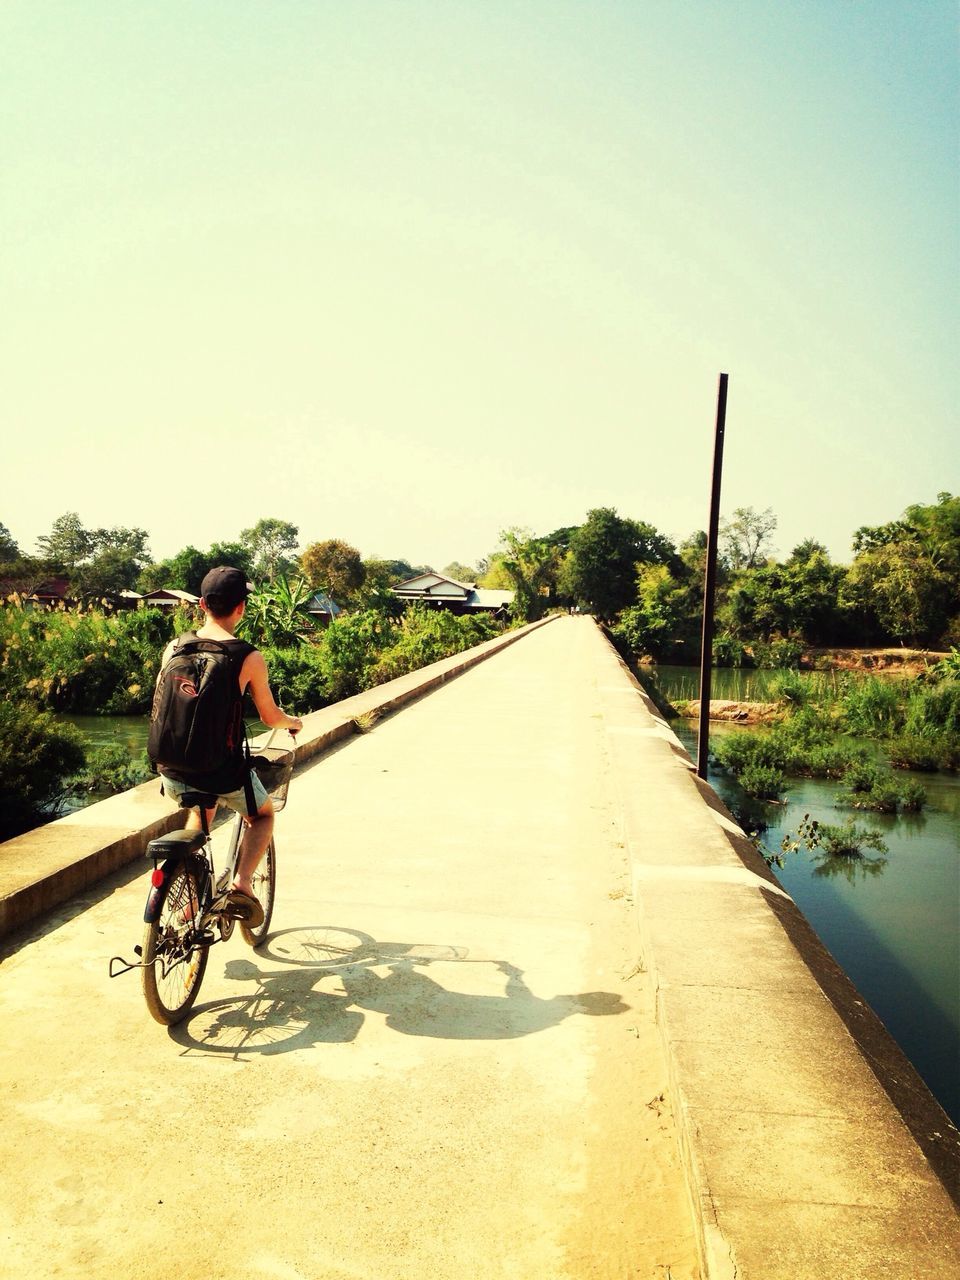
169,926,629,1058
338,957,627,1040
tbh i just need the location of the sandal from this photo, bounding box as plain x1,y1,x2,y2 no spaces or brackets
225,888,264,928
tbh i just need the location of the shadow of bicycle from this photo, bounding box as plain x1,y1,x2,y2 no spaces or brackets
169,924,630,1059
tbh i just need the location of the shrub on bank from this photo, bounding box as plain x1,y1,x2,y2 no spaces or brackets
834,760,926,813
738,763,786,800
887,731,960,772
259,644,329,712
750,637,804,669
840,675,906,736
766,670,812,706
0,602,181,715
369,608,498,685
713,708,873,799
67,743,154,799
815,819,889,858
0,699,87,840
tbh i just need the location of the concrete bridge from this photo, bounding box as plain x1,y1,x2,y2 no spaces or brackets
1,616,957,1279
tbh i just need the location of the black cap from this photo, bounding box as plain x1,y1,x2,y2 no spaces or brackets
200,566,254,612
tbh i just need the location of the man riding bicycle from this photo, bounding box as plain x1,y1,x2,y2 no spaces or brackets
153,566,302,926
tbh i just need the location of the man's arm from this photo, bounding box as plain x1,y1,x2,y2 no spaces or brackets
241,650,303,733
155,639,176,686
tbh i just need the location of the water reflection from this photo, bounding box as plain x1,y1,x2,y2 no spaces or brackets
811,849,888,882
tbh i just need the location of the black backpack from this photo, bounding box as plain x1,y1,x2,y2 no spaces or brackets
148,633,253,788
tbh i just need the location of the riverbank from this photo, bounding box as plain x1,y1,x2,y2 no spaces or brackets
804,647,950,674
677,699,783,724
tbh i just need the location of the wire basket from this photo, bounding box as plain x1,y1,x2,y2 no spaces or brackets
251,746,295,811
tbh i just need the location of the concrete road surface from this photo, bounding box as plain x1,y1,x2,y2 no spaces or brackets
0,618,698,1279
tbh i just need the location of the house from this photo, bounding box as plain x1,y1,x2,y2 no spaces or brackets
305,592,342,627
391,573,514,616
118,588,200,610
0,576,74,608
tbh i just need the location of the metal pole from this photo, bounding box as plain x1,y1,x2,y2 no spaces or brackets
697,373,728,779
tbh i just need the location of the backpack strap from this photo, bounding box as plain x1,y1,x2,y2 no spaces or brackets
241,730,257,819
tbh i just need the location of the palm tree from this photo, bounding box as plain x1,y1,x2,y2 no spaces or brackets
243,574,316,647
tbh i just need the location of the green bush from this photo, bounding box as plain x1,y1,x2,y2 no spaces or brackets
713,634,749,667
258,644,329,711
68,743,153,798
840,676,905,736
712,728,788,778
767,670,812,706
899,780,927,812
905,679,960,735
816,819,888,858
769,707,869,777
0,699,87,839
887,731,959,771
750,637,804,669
368,608,497,686
0,602,177,714
713,707,871,799
834,760,926,813
738,763,786,800
317,609,401,701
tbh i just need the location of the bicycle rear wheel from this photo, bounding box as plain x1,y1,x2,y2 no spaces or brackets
142,861,209,1025
241,838,276,947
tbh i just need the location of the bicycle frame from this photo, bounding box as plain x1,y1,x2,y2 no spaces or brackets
110,727,292,990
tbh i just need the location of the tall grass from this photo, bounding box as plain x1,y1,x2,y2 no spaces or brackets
0,601,184,714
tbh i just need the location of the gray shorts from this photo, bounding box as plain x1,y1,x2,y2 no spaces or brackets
160,771,270,816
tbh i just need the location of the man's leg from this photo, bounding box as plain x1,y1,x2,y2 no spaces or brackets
184,805,218,835
233,798,275,898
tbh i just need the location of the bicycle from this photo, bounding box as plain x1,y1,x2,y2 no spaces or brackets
110,728,297,1026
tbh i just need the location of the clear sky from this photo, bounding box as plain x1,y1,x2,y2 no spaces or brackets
2,1,957,571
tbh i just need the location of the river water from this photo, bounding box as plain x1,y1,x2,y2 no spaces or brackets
642,665,960,1126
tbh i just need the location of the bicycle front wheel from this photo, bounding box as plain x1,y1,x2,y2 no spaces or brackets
241,837,276,947
142,861,209,1025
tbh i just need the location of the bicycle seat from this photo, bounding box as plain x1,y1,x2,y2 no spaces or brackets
145,829,208,859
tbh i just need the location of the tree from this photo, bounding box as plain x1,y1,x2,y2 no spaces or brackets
300,539,366,604
787,538,829,565
855,493,960,576
493,527,561,622
32,515,152,594
719,507,777,570
722,552,846,644
138,541,254,595
353,559,406,617
476,554,514,590
441,561,479,584
559,508,676,620
613,564,701,660
904,493,960,576
206,541,254,577
36,512,92,571
845,495,959,646
373,558,432,582
241,517,299,581
0,523,20,560
842,543,953,647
